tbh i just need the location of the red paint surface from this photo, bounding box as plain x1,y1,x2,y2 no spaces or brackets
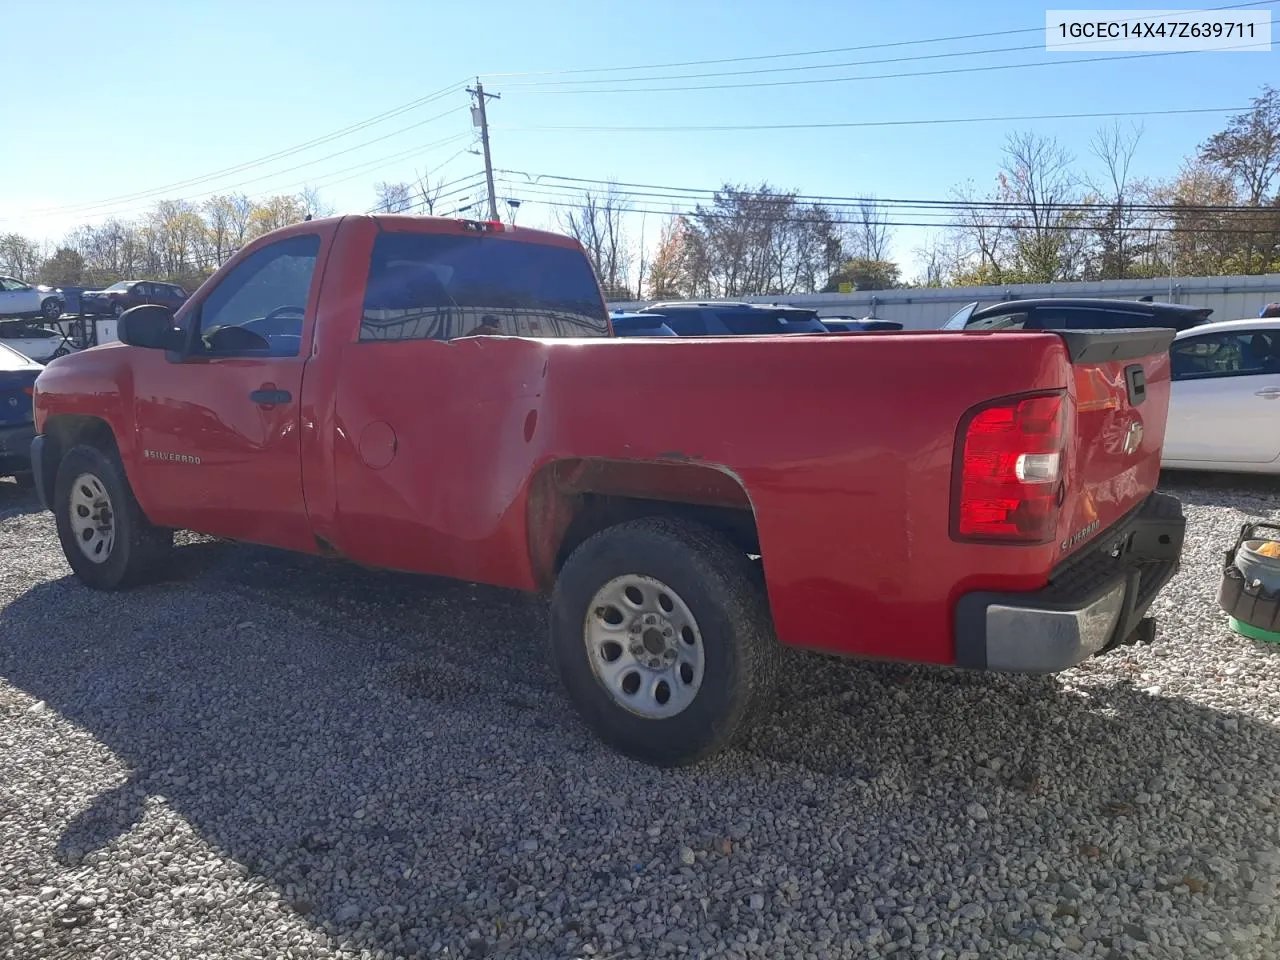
34,215,1172,667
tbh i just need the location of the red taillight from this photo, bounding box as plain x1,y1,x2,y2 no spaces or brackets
22,386,34,396
953,391,1067,543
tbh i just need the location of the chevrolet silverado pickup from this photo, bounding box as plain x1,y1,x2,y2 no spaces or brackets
29,214,1186,766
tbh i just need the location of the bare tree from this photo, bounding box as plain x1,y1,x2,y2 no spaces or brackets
0,233,45,280
1200,85,1280,205
556,183,633,299
850,198,890,261
299,184,334,219
948,179,1011,283
1085,121,1152,279
373,181,414,214
412,168,447,215
999,131,1080,281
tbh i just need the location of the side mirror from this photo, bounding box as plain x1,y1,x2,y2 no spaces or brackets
118,304,182,350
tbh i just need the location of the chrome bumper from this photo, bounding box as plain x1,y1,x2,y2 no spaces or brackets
954,492,1185,674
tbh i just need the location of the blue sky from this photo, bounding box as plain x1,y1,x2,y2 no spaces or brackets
2,0,1276,278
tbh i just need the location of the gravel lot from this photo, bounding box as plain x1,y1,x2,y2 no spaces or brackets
2,474,1280,960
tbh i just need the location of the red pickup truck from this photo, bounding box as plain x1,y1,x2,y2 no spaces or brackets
29,215,1186,766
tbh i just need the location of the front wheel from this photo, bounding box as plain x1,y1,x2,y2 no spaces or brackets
41,298,62,320
113,302,125,319
53,443,172,590
550,516,779,766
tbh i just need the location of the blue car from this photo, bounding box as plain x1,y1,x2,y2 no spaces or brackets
820,316,904,333
610,311,677,337
0,341,41,481
637,301,828,336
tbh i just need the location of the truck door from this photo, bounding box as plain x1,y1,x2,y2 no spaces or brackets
130,231,325,551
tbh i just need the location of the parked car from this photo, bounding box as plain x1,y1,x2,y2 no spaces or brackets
1163,317,1280,475
0,341,41,481
610,311,676,337
942,297,1213,332
29,214,1185,767
79,280,189,318
0,320,77,363
0,276,64,321
820,316,904,332
638,301,830,336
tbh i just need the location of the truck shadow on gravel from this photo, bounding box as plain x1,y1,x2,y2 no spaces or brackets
0,478,42,520
2,540,1280,957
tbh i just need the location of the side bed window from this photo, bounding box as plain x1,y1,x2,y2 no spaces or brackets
359,231,609,341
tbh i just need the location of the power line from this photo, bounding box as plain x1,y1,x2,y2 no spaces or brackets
497,171,1280,214
506,193,1280,235
478,0,1274,79
502,40,1271,95
493,104,1247,135
64,132,476,228
4,80,470,221
7,107,471,225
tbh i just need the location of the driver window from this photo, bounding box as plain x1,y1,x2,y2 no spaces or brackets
194,234,319,357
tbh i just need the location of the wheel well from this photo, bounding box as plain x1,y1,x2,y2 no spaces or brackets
38,415,118,505
528,458,760,592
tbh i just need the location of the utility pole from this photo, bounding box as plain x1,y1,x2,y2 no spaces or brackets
467,79,500,221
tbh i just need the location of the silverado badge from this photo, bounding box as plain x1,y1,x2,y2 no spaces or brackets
144,449,202,465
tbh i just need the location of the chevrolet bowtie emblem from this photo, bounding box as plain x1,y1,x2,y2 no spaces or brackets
1122,420,1144,456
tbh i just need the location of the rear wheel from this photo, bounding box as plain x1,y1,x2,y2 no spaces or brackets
54,443,172,590
550,516,779,766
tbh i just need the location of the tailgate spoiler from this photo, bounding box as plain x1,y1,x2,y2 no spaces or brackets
1055,328,1176,364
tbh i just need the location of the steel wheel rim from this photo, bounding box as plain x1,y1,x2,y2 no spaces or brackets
68,472,115,564
43,301,59,319
584,574,706,719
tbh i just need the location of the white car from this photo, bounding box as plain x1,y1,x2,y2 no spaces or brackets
0,320,77,363
1163,317,1280,475
0,276,64,321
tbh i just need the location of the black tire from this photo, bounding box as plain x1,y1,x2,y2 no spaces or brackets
53,443,172,590
41,298,61,320
113,302,125,319
550,516,780,766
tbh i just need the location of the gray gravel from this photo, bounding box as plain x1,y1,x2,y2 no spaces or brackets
2,471,1280,959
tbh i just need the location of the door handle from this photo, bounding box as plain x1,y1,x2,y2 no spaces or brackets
1254,388,1280,399
250,389,291,405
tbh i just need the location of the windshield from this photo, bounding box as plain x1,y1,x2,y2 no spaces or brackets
106,281,131,291
942,302,980,330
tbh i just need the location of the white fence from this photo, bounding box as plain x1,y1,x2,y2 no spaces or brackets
609,273,1280,330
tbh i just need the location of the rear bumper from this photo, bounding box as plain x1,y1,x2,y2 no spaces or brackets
0,423,36,476
954,492,1185,674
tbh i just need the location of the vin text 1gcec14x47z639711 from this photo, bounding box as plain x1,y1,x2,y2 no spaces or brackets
27,214,1186,766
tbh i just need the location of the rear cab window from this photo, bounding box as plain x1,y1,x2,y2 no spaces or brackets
360,231,609,341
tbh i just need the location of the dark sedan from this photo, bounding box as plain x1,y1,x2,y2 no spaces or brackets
0,341,41,480
79,280,189,318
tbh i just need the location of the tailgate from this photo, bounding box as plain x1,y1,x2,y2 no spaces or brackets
1057,329,1175,560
